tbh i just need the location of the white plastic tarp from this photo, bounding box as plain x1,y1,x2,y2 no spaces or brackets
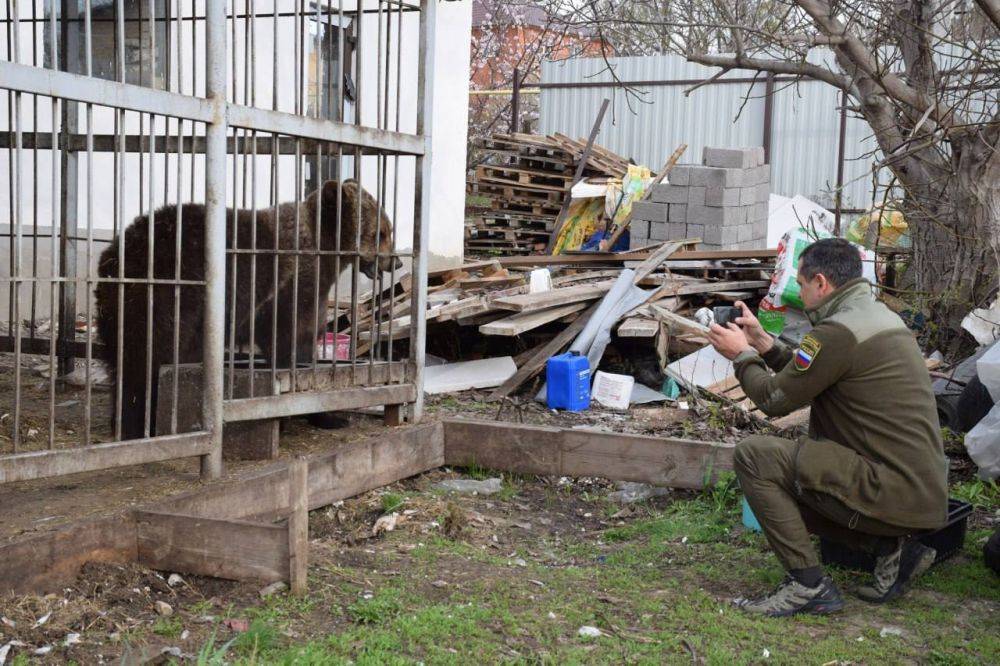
965,341,1000,479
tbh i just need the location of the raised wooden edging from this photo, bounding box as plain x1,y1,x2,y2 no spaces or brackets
0,419,731,594
443,419,735,490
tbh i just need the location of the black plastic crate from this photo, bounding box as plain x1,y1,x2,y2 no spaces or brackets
820,499,974,572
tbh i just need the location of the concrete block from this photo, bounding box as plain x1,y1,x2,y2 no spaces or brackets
668,203,688,222
702,146,765,169
703,224,740,245
722,206,748,226
650,221,672,240
755,184,770,204
685,223,705,241
687,166,726,187
668,165,692,186
687,204,725,226
630,220,650,238
738,223,756,242
687,186,706,206
753,202,769,221
631,201,667,223
753,218,768,238
650,183,690,204
744,164,771,186
696,242,726,251
667,222,688,239
705,187,740,207
739,187,756,206
630,234,649,250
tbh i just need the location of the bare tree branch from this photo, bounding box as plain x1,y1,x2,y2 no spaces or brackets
685,51,852,89
973,0,1000,31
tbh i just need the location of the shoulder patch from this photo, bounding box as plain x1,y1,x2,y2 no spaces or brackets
794,334,822,371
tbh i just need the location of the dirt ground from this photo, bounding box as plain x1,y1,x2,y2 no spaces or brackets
1,463,997,664
0,368,997,663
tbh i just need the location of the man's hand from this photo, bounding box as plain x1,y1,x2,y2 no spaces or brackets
734,301,774,355
708,322,752,361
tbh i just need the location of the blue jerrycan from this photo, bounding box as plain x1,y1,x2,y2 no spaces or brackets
546,351,591,411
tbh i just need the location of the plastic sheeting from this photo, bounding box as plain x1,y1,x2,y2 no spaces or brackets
965,342,1000,479
537,270,653,403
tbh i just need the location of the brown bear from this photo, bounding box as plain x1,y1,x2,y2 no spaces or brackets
94,179,400,441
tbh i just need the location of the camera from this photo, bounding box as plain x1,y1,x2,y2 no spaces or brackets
713,306,742,327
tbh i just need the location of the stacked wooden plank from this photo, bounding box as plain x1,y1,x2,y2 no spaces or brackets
466,132,631,255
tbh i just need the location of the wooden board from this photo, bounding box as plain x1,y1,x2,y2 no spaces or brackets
0,515,137,594
497,249,777,267
617,317,660,338
490,280,615,313
157,422,444,522
479,301,588,336
442,419,734,490
136,510,289,583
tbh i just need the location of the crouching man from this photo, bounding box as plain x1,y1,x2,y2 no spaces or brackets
707,238,948,617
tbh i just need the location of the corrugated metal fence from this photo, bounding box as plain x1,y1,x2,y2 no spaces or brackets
539,54,883,212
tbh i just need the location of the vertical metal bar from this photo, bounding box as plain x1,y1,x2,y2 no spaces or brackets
58,0,80,378
10,0,23,452
83,0,94,446
171,0,187,434
143,112,156,439
29,0,39,349
47,1,60,450
410,0,435,421
114,0,125,442
201,0,228,480
387,0,403,378
834,89,848,236
349,0,364,380
761,72,775,165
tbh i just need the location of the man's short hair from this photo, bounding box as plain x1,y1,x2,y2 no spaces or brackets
799,238,862,288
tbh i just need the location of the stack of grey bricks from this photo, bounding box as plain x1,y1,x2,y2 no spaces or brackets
629,146,770,251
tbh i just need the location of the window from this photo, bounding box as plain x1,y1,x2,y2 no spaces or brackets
45,0,168,89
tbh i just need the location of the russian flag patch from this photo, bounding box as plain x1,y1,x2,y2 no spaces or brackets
793,334,822,372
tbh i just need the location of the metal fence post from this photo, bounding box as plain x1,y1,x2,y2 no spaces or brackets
201,0,227,479
410,0,436,422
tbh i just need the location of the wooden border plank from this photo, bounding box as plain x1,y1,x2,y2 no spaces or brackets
157,422,444,521
287,458,309,594
0,515,137,594
136,510,288,583
442,419,734,489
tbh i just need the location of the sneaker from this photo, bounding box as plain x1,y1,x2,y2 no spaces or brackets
736,576,845,617
856,538,936,604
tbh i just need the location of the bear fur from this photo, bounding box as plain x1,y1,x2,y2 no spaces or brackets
94,179,399,441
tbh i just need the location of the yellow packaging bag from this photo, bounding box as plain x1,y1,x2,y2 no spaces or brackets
846,204,909,249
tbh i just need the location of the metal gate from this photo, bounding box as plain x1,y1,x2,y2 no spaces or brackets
0,0,433,484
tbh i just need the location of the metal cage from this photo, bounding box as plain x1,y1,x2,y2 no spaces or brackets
0,0,433,484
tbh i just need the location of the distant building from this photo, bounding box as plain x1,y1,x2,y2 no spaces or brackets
470,0,607,89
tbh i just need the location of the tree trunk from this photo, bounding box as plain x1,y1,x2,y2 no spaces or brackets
906,166,999,352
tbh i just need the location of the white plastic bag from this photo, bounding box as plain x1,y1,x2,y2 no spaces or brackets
975,341,1000,401
965,403,1000,480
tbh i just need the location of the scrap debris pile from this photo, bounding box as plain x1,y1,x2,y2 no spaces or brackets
357,240,777,405
466,132,632,255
